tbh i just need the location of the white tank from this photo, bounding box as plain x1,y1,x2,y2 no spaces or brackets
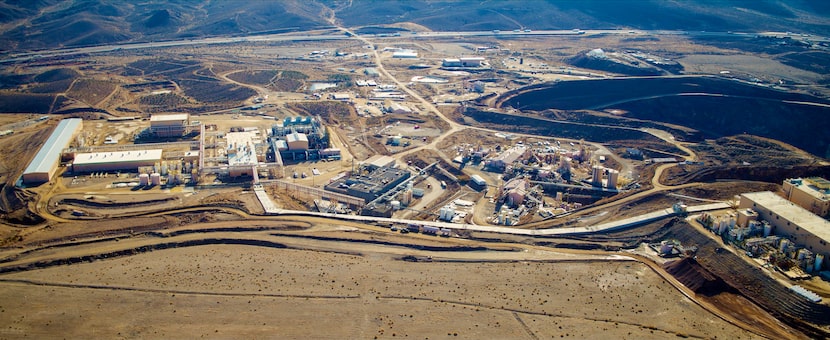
138,173,150,186
815,254,824,272
390,200,401,210
591,166,603,185
606,169,619,189
150,173,161,185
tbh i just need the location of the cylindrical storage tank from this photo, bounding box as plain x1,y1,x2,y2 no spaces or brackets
161,161,169,176
763,222,773,237
797,249,810,261
390,200,401,210
139,173,150,186
606,169,619,189
815,254,825,272
591,166,602,185
150,172,161,185
660,241,673,254
779,239,790,253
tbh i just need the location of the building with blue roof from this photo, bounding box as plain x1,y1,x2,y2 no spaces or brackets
22,118,83,184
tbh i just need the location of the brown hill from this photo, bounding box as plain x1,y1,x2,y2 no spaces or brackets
2,1,830,52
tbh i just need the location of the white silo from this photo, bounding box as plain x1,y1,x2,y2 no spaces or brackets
606,169,619,189
591,166,603,186
138,173,150,186
150,172,161,185
439,206,454,222
815,254,824,272
390,200,401,210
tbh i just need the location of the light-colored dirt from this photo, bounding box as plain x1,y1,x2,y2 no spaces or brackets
0,237,762,339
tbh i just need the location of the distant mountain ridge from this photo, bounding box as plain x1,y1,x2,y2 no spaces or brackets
1,0,829,52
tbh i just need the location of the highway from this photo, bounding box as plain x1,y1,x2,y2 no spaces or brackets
3,27,825,64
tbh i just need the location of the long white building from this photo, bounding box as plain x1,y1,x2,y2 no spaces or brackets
22,118,83,184
72,149,162,173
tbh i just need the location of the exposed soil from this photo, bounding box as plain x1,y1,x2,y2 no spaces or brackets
0,226,763,339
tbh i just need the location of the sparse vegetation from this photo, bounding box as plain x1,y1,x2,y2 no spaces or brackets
176,79,256,104
66,79,119,106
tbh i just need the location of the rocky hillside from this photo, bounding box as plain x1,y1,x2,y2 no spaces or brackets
1,0,829,52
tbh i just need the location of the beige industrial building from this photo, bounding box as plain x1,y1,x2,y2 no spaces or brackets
502,177,529,208
286,132,309,151
72,149,163,173
783,178,830,217
22,118,83,184
150,113,189,137
364,155,396,170
739,191,830,259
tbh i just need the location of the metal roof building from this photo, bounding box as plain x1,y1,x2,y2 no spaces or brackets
286,132,309,151
22,118,83,184
72,149,163,173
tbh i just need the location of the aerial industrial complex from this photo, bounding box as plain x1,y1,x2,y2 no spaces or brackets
3,5,830,338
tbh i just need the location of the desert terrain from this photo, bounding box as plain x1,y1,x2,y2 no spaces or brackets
0,1,829,339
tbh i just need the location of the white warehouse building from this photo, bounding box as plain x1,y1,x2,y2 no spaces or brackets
22,118,83,184
72,149,163,173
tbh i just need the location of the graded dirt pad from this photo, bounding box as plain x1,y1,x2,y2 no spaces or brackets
0,233,763,339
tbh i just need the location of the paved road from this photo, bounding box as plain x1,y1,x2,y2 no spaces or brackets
4,28,824,64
